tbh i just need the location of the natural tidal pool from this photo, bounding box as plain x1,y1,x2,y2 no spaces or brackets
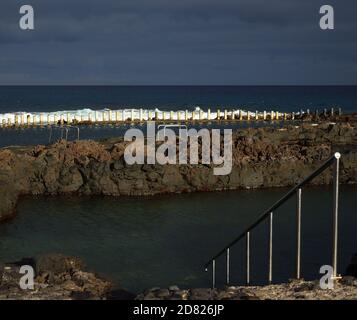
0,121,286,148
0,185,356,293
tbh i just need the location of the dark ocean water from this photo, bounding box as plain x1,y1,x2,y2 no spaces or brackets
0,185,356,293
4,85,355,148
0,86,356,113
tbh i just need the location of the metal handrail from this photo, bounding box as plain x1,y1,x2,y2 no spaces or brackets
204,152,341,288
48,125,80,143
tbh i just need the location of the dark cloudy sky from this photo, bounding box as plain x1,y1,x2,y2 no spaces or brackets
0,0,356,85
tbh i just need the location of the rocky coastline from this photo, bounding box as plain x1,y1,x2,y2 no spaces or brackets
0,121,356,221
0,119,356,300
136,277,357,300
137,253,357,300
0,254,112,300
1,253,357,300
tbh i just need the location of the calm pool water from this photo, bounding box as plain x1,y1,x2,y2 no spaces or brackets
0,185,356,293
0,121,287,148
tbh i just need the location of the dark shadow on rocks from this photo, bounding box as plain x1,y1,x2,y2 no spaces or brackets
106,288,136,300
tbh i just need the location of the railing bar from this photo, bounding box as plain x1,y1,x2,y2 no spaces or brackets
332,154,340,277
268,212,273,284
204,154,337,269
212,259,216,289
246,232,250,285
296,188,302,279
48,127,52,144
226,248,230,285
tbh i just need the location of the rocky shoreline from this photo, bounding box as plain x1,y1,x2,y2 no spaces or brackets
136,278,357,300
0,254,112,300
0,121,356,221
1,253,357,300
138,253,357,300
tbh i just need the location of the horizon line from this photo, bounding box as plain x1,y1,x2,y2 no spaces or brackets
0,84,357,87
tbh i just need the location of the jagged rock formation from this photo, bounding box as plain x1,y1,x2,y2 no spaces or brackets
0,122,356,221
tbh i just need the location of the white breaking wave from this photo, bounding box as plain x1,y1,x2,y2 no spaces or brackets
0,107,291,125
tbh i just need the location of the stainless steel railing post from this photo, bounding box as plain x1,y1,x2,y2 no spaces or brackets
226,248,230,285
212,259,216,289
49,126,53,144
246,232,250,285
332,152,340,278
268,212,273,284
296,188,302,279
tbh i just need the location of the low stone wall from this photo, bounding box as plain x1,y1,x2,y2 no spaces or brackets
0,121,356,221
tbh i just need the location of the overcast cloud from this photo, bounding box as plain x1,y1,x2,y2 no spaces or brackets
0,0,356,84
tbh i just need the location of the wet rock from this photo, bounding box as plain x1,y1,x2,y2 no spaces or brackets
36,254,84,276
292,281,315,292
189,288,216,300
136,278,357,300
340,276,356,286
106,288,136,300
0,254,111,300
169,285,180,291
155,289,170,298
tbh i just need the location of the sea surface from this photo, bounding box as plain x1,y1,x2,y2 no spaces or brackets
0,185,356,294
0,86,356,113
0,85,356,148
